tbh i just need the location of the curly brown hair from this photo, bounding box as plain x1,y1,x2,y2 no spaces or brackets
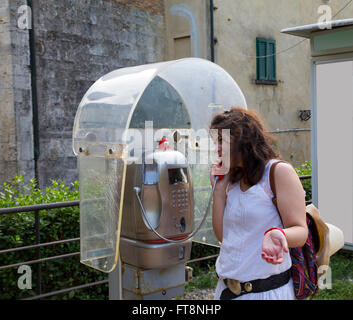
210,106,281,186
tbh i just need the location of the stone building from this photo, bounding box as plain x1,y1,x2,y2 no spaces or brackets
1,0,353,187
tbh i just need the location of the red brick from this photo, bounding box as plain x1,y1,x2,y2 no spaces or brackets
110,0,165,15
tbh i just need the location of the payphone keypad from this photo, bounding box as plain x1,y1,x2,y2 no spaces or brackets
171,188,189,213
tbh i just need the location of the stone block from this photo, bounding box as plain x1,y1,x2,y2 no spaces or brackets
0,7,11,25
0,160,18,183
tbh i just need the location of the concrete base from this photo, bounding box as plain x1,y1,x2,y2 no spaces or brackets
121,262,185,300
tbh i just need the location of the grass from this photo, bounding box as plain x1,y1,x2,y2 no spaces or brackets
185,265,218,293
313,251,353,300
183,251,353,300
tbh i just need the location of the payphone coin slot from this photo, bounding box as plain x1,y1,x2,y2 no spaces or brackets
180,217,186,232
178,246,185,260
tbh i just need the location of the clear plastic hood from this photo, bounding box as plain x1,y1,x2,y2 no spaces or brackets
73,58,247,272
73,58,247,152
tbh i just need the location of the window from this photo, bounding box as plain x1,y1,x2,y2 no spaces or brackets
174,35,191,59
256,38,277,84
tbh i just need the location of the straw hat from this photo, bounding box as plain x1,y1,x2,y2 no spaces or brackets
306,204,345,276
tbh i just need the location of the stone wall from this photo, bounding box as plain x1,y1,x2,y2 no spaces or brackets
0,0,166,187
0,0,34,184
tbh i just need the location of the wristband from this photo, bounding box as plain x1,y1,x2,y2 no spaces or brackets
264,227,286,237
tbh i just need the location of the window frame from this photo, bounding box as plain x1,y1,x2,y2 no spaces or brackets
256,38,277,85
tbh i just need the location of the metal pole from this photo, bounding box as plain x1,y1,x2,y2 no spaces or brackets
27,0,40,182
34,209,41,295
0,200,80,215
0,252,80,271
23,279,108,300
310,61,319,207
209,0,215,62
268,128,311,134
108,257,122,300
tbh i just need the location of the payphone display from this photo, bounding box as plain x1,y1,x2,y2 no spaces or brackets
168,168,188,185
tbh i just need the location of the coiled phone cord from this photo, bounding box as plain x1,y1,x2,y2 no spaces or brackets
134,175,220,244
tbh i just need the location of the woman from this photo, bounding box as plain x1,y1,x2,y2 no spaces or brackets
210,107,307,300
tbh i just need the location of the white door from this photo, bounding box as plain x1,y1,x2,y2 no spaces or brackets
315,60,353,243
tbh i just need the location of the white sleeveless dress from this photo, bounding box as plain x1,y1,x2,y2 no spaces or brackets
214,159,296,300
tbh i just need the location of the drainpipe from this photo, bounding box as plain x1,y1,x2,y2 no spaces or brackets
26,1,41,295
27,0,40,183
209,0,215,62
268,128,311,134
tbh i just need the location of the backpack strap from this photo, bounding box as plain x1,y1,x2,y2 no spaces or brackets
269,160,287,225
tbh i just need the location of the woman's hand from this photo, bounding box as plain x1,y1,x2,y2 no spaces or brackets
261,229,289,265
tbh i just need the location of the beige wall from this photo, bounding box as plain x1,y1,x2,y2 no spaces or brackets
164,0,210,60
0,0,18,182
164,0,353,167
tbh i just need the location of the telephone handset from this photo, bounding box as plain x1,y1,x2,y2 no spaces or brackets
212,150,226,180
213,161,225,181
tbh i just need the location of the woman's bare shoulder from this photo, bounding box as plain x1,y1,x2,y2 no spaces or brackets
274,162,301,186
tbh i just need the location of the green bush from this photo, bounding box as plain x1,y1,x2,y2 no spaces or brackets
0,176,107,300
294,161,312,202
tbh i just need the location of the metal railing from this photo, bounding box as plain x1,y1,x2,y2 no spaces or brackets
299,175,313,205
0,200,99,300
0,175,312,300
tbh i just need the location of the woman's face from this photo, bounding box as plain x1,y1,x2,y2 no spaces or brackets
212,129,240,172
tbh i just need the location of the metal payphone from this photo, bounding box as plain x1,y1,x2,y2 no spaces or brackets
119,140,195,299
72,58,248,299
120,143,194,270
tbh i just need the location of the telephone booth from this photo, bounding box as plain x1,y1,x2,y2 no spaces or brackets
72,58,247,299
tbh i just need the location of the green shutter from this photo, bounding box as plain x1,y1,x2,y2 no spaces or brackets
256,38,276,82
256,38,267,80
267,40,276,81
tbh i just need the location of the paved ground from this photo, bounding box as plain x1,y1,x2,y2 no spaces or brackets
180,289,215,300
